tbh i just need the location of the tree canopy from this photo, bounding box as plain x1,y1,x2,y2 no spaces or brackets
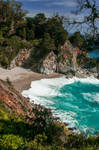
0,0,27,22
0,1,68,68
69,31,86,49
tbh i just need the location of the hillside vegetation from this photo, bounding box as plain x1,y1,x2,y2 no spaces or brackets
0,1,99,149
0,79,99,150
0,0,88,69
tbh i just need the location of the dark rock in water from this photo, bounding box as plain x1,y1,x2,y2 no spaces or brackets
68,127,77,131
95,131,99,136
65,69,76,78
64,122,69,126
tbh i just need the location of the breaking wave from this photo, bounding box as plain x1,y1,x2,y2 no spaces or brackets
22,76,99,135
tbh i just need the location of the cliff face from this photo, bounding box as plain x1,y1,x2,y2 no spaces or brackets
9,49,32,69
9,41,97,76
57,41,79,74
29,41,82,75
40,51,57,74
0,80,34,118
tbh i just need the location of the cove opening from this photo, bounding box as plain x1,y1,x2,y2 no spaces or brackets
22,77,99,136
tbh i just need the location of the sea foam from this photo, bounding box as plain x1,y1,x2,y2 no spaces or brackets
22,76,99,104
22,76,99,135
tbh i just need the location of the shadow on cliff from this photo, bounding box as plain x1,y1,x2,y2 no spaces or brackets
21,46,49,73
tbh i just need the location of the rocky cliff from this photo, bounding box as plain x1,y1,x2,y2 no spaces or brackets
0,79,34,118
0,79,72,150
9,41,98,77
9,49,32,69
57,41,78,74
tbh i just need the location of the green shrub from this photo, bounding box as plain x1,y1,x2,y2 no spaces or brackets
69,32,86,49
0,134,24,150
0,100,99,150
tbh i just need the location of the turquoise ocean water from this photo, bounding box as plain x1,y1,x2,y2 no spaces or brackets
22,77,99,136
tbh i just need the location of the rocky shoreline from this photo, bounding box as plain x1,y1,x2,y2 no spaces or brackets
0,66,98,93
64,67,98,79
8,41,99,80
0,66,99,135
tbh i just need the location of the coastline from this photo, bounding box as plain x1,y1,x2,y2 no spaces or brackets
0,67,64,92
0,66,99,135
22,75,99,135
0,67,98,93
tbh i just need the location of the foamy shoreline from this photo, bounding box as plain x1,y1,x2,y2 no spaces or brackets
0,67,64,92
1,67,99,135
22,76,99,135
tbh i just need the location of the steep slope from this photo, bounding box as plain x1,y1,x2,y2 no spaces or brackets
0,80,70,150
0,79,33,118
0,80,99,150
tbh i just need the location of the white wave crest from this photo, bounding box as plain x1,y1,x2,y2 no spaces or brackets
22,76,99,103
22,76,99,133
82,93,99,103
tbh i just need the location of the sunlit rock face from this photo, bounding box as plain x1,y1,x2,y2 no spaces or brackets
39,41,79,75
57,41,79,74
8,40,98,77
40,51,57,74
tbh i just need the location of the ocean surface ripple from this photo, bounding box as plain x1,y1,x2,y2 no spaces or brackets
22,76,99,135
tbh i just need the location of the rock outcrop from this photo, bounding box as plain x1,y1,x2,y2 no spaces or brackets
57,41,78,74
29,51,57,74
0,79,34,118
56,41,98,78
10,49,32,69
40,51,57,74
30,41,80,75
9,40,98,77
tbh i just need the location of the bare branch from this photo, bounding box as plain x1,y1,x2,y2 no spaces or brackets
64,0,99,41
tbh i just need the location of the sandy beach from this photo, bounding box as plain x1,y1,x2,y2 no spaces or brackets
0,67,64,92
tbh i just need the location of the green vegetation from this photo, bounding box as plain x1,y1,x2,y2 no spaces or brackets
0,99,99,150
0,0,68,68
0,0,98,69
0,36,32,67
69,32,86,49
1,0,94,69
0,2,99,149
